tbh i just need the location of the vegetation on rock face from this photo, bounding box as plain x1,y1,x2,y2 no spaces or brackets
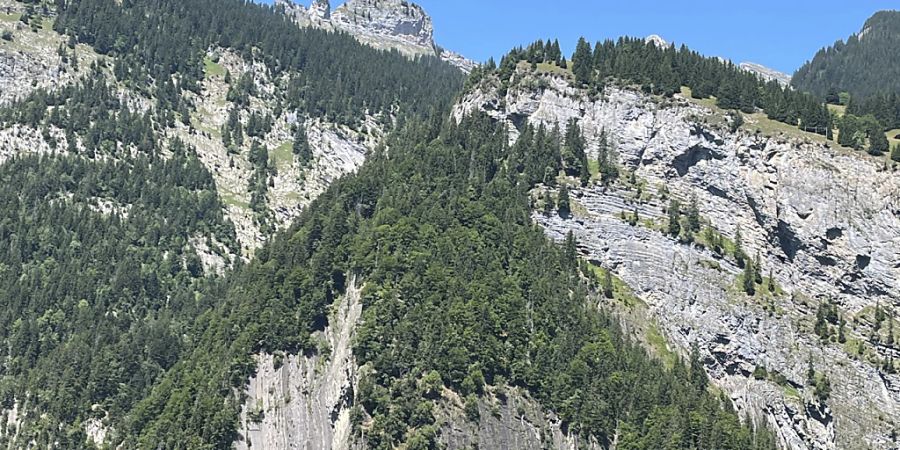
53,0,464,127
129,112,776,449
478,36,834,139
1,0,874,448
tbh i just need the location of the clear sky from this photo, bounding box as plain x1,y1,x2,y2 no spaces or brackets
276,1,898,75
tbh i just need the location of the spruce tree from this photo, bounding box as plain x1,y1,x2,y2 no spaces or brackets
742,260,756,296
557,186,571,218
667,199,681,237
293,125,312,166
686,195,701,232
572,37,593,86
869,128,889,155
597,129,619,184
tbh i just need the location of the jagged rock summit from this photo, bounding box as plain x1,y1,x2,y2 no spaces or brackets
275,0,477,72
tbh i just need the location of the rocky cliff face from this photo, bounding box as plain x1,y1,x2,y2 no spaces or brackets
0,0,99,104
275,0,476,72
235,280,363,450
435,387,601,450
454,68,900,450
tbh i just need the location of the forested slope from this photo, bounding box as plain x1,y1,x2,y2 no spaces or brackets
126,111,777,449
0,0,462,446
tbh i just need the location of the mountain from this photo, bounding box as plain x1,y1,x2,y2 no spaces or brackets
459,39,900,450
792,10,900,98
739,62,791,86
0,1,898,449
275,0,477,72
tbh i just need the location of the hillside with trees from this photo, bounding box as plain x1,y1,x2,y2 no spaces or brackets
792,10,900,99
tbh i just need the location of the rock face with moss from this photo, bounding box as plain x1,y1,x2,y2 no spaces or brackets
275,0,476,72
454,66,900,450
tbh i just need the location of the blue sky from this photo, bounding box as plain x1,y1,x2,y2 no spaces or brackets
274,1,897,75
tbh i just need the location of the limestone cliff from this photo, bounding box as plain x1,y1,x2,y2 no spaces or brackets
454,67,900,450
275,0,476,72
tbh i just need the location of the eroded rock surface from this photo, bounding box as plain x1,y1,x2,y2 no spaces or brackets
455,68,900,449
275,0,476,72
236,280,363,450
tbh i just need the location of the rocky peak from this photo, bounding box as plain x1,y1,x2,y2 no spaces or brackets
645,34,670,48
739,62,791,86
332,0,435,53
309,0,330,20
276,0,476,72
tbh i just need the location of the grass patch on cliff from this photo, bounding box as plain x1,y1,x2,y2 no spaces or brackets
203,56,226,78
221,192,249,210
0,12,22,23
271,141,294,171
536,61,573,78
587,263,678,369
888,129,900,147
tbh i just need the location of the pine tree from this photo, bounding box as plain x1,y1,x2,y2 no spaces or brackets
557,186,571,218
870,128,889,155
667,199,681,237
542,190,554,217
742,260,756,296
597,129,619,184
572,37,593,86
734,225,746,267
601,269,614,299
292,125,312,166
686,195,701,232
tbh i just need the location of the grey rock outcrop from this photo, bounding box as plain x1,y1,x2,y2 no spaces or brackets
275,0,476,72
454,68,900,449
236,279,363,450
0,0,99,104
740,62,792,86
436,387,601,450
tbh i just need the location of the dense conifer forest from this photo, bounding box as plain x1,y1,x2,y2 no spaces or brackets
792,11,900,99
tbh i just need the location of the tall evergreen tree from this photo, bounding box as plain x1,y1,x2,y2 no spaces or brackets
572,37,594,86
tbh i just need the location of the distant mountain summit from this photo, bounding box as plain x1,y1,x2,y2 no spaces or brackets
275,0,476,72
644,34,670,48
792,10,900,98
644,35,790,86
738,62,791,86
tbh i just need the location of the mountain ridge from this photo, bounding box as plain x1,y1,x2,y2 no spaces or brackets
792,10,900,98
275,0,477,72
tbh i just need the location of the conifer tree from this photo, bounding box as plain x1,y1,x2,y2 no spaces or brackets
558,186,571,218
667,199,681,237
572,37,593,86
686,195,701,232
869,128,889,155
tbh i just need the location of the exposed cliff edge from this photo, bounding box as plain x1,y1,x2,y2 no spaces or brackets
275,0,477,72
454,67,900,449
235,279,363,450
